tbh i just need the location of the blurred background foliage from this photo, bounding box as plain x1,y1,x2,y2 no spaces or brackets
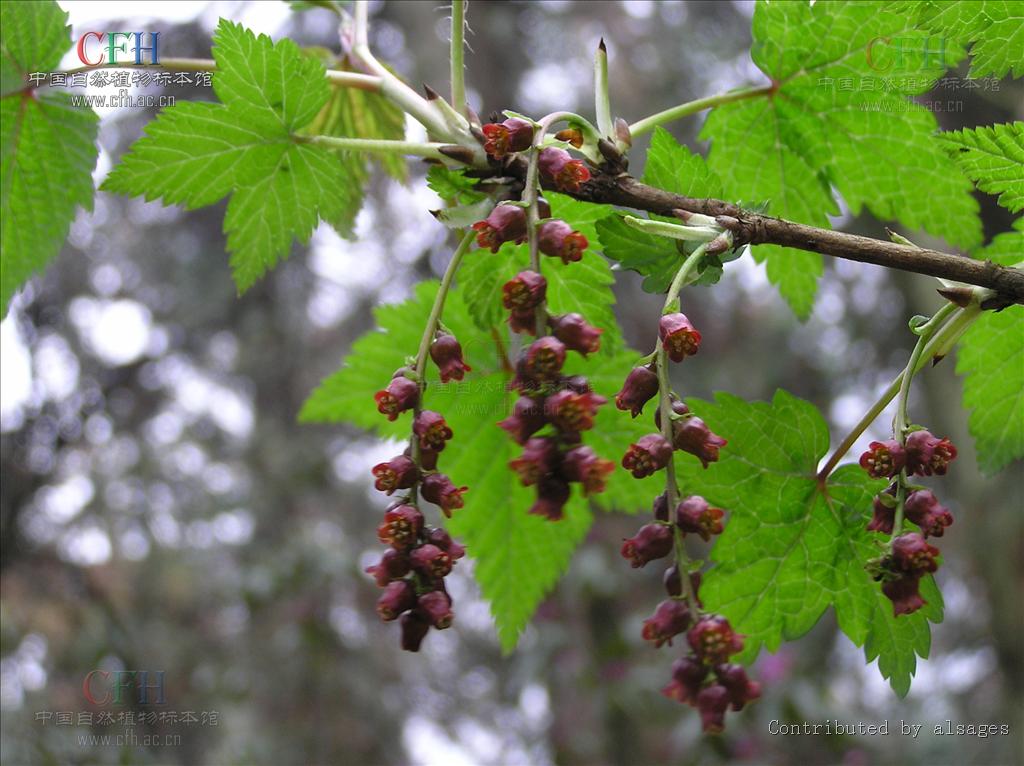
1,2,1021,765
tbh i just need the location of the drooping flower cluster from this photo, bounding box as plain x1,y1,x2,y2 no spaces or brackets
861,429,958,616
368,334,473,651
479,117,592,194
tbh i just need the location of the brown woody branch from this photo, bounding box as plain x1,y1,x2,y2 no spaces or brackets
503,157,1024,305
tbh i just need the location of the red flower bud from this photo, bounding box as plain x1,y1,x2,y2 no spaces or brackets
429,334,472,383
714,663,761,712
904,489,953,538
561,445,615,496
620,523,673,568
420,473,468,518
866,492,896,534
545,389,606,433
622,434,673,478
376,504,424,549
687,615,744,665
891,532,940,574
538,147,590,192
882,572,927,616
502,270,547,314
425,527,466,560
508,309,539,335
550,313,602,355
653,399,690,430
663,566,703,605
374,375,420,421
859,439,906,479
400,611,430,652
614,366,659,417
417,590,455,629
410,543,453,579
413,410,454,452
659,313,701,362
509,437,559,486
523,336,567,381
641,599,693,647
372,456,420,495
905,430,957,476
365,548,411,587
653,491,669,521
675,495,725,541
673,417,727,468
497,396,547,444
529,475,571,520
696,684,731,733
538,220,588,264
481,117,534,159
376,580,416,621
662,656,708,705
472,203,528,252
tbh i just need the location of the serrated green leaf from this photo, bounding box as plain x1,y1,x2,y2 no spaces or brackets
643,127,724,204
427,165,484,204
956,223,1024,474
702,0,982,318
1,0,98,316
459,193,621,351
909,0,1024,79
103,19,359,291
678,390,942,695
937,122,1024,213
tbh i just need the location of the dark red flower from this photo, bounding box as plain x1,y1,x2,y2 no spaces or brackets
497,396,547,444
376,504,424,549
410,543,454,579
472,204,528,252
376,580,416,621
614,366,659,417
659,313,702,362
374,375,420,421
502,270,547,314
622,434,673,478
904,489,953,538
413,410,454,452
891,532,940,574
661,656,708,705
641,599,693,647
675,496,725,541
653,491,669,521
371,456,420,495
538,147,591,192
882,572,927,616
529,475,571,520
550,313,602,356
673,417,727,468
522,336,567,382
905,430,957,476
417,590,455,629
545,389,606,433
365,548,411,587
714,663,761,711
420,473,467,518
425,527,466,560
509,309,540,335
663,566,702,605
400,611,431,652
509,437,559,486
688,615,744,665
561,445,615,496
620,523,674,568
481,117,534,158
866,492,896,534
696,684,731,733
538,220,588,264
859,439,906,479
430,334,472,383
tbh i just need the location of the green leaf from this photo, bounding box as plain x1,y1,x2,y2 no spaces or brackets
299,280,662,648
459,193,621,352
427,165,484,204
1,1,98,316
678,390,942,695
102,20,359,291
956,222,1024,474
937,122,1024,213
909,0,1024,79
595,129,725,293
702,0,981,318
